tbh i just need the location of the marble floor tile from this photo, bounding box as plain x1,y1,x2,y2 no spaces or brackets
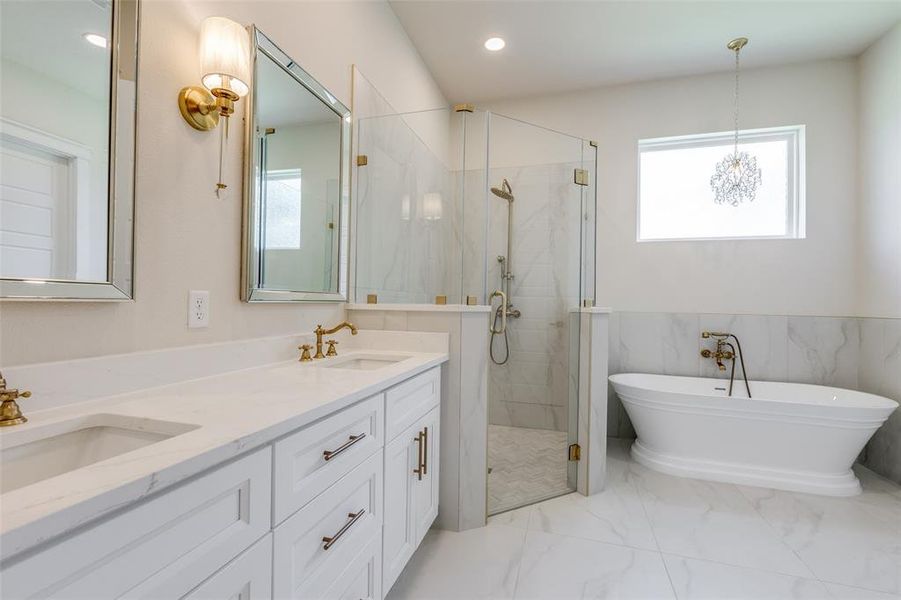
513,530,675,600
387,525,527,600
739,485,901,595
395,439,901,600
529,457,657,550
663,555,829,599
633,464,814,577
825,583,901,599
488,504,534,530
851,464,901,526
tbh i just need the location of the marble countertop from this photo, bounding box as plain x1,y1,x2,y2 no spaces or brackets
0,343,448,560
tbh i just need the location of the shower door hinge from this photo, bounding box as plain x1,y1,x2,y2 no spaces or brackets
573,168,589,186
568,443,581,461
356,155,368,166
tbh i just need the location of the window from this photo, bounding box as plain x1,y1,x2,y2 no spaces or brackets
638,126,805,241
264,169,302,249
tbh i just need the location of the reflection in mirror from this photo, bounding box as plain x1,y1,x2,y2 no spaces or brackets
0,0,137,299
257,55,340,292
243,28,350,302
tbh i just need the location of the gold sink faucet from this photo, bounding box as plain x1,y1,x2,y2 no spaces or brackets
314,321,357,359
0,371,31,427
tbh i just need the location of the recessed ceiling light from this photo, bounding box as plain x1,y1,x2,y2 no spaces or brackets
484,37,505,51
83,33,108,49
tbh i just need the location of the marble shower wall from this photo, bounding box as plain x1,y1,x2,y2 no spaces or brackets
484,164,584,432
606,311,901,483
354,111,461,303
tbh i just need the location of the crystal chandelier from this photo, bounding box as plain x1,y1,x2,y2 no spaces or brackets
710,37,762,206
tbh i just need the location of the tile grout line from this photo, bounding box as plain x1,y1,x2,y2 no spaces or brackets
509,508,536,599
629,464,680,599
735,484,829,586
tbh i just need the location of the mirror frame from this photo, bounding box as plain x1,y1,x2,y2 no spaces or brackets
0,0,139,301
241,27,351,303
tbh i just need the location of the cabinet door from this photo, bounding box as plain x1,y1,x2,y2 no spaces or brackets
181,534,272,600
381,429,417,593
412,407,440,547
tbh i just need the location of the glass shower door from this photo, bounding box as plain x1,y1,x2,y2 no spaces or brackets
483,113,588,514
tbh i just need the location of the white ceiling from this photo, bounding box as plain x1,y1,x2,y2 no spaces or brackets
0,0,111,99
389,0,901,103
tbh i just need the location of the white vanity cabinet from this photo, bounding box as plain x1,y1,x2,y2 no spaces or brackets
0,365,441,600
273,451,384,599
0,447,272,600
382,371,441,595
181,535,274,600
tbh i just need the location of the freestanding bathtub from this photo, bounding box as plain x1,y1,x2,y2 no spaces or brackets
609,373,898,496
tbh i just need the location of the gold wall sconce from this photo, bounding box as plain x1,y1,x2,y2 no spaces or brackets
177,16,250,197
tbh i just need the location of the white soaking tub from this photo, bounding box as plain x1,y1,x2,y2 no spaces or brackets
609,373,898,496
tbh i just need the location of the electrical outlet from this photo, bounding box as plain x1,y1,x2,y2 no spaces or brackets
188,290,210,328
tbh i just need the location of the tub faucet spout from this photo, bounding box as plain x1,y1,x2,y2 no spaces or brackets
700,331,751,398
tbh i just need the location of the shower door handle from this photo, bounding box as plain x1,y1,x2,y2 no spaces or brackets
489,290,507,334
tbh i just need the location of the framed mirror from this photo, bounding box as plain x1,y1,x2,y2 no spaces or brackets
0,0,138,300
242,27,350,302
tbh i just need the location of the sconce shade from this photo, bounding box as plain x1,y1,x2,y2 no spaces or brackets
400,194,412,221
200,17,250,98
422,192,443,221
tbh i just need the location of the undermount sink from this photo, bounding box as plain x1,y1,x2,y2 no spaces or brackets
322,354,411,371
0,414,199,494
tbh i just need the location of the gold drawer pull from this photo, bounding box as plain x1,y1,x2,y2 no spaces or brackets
422,426,429,475
413,430,424,481
323,433,366,461
322,509,365,550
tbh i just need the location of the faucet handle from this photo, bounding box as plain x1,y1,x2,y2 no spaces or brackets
0,388,30,402
298,344,313,362
326,340,339,357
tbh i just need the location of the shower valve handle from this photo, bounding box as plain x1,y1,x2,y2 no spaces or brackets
489,290,507,334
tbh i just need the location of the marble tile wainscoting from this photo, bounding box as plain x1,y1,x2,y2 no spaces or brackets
606,312,901,484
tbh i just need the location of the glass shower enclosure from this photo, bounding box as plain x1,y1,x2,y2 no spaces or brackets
354,107,596,515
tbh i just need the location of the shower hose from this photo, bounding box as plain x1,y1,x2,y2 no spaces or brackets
490,306,510,365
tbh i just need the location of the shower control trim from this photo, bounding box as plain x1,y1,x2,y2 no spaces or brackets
489,290,507,334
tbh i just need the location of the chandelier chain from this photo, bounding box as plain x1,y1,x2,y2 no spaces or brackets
733,46,740,155
710,37,762,206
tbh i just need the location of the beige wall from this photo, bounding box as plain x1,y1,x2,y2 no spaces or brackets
485,59,862,317
0,0,446,367
857,23,901,318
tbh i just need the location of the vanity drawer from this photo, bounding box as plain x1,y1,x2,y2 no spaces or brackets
273,393,383,524
180,533,273,600
273,450,383,599
1,447,271,600
385,367,440,441
317,534,382,600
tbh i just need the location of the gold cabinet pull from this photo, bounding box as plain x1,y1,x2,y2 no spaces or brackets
321,509,365,550
422,426,429,475
323,433,366,461
413,430,425,481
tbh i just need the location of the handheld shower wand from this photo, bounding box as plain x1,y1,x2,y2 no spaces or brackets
490,179,520,365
